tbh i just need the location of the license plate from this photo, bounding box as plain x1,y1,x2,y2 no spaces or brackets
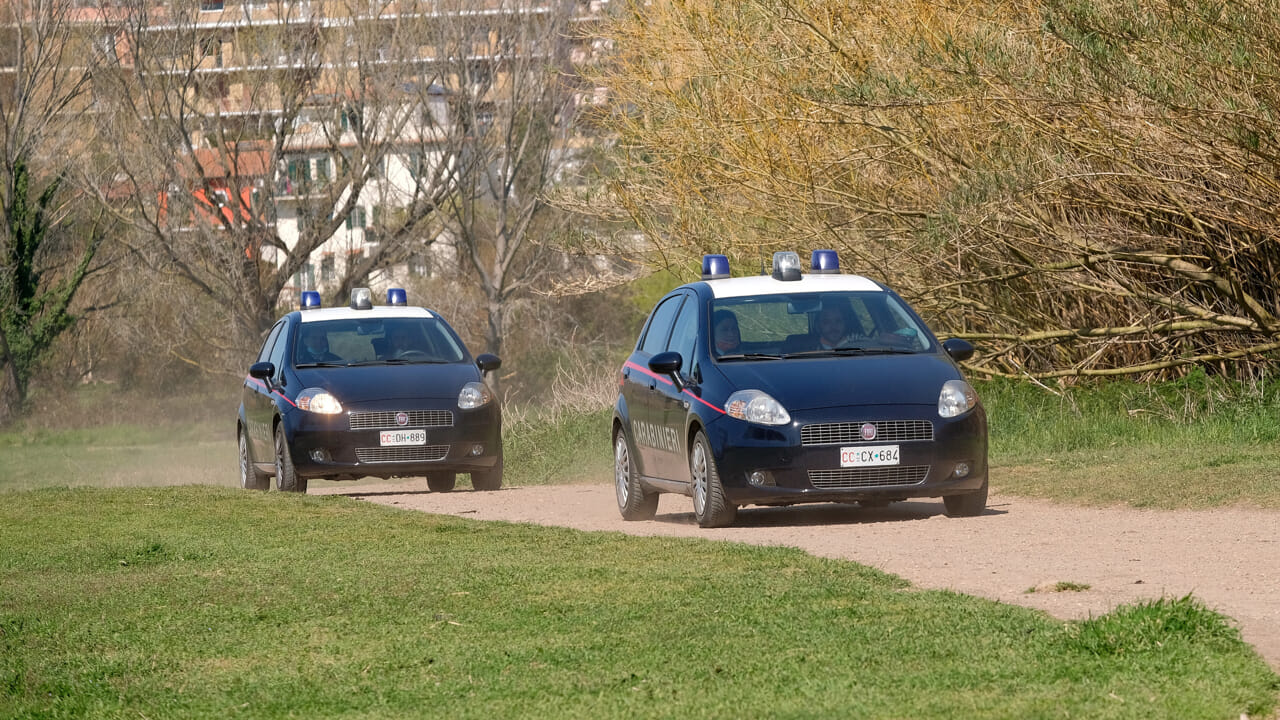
380,430,426,447
840,444,900,467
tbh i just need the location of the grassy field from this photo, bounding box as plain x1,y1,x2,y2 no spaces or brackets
3,372,1279,508
2,376,1279,717
0,485,1275,720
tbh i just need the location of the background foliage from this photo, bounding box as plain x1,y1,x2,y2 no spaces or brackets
594,0,1280,380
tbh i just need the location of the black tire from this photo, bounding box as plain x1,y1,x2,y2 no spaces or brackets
274,425,307,493
943,479,988,518
238,427,270,491
690,431,736,528
471,451,503,491
615,432,657,521
427,472,456,493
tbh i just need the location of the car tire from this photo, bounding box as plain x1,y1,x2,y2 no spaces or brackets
943,479,988,518
238,427,270,491
427,472,456,493
615,432,657,521
690,431,736,528
273,425,307,493
471,451,503,491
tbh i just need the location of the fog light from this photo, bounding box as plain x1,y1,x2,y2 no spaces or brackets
953,462,971,479
309,448,331,463
470,444,484,456
748,471,776,487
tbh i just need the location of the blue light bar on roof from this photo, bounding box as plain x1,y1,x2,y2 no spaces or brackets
300,291,321,310
387,288,407,306
810,249,840,274
701,254,730,280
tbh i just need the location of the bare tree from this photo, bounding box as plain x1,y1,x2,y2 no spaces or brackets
398,0,584,375
89,0,463,365
0,0,108,423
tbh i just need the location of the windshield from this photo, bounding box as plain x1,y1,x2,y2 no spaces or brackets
294,317,467,367
711,291,932,360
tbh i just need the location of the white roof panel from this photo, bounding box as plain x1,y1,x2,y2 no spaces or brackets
705,273,883,299
298,306,434,322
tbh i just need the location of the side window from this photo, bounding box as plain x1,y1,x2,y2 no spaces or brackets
257,322,284,363
639,295,685,356
667,297,699,374
268,322,291,378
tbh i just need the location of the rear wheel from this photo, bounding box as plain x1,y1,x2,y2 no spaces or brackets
943,479,988,518
273,425,307,493
238,427,270,491
427,472,456,493
690,431,736,528
471,451,503,491
615,433,657,521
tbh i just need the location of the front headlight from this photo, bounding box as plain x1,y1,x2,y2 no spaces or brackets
938,380,977,418
296,387,343,414
458,381,494,409
725,390,791,426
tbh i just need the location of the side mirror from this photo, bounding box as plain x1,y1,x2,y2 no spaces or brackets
249,361,275,380
648,351,682,376
942,338,975,363
476,353,501,375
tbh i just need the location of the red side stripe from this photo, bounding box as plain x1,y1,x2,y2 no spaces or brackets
622,361,726,415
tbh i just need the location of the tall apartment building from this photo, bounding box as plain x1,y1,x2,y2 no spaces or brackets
2,0,612,297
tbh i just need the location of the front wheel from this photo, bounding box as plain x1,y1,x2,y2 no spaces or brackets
615,433,657,520
943,479,988,518
238,427,270,491
690,431,736,528
471,451,503,491
273,425,308,493
427,472,456,493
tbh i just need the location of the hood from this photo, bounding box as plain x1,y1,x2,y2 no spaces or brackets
713,353,963,411
293,362,482,401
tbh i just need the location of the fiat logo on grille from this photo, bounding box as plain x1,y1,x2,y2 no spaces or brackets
860,423,877,441
395,412,409,427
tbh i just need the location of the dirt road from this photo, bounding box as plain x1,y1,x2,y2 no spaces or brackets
314,481,1280,669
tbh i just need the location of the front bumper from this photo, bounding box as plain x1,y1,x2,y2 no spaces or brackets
704,404,987,507
282,400,502,480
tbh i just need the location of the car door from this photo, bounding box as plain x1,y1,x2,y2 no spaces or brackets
625,293,685,479
245,320,286,461
649,293,701,481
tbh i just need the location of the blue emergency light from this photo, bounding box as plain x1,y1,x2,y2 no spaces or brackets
300,291,321,310
810,249,840,274
387,288,407,306
701,254,730,280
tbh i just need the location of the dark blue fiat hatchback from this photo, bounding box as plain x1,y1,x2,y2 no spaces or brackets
237,288,502,494
612,251,988,527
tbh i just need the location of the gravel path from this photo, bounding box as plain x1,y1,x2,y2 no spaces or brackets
314,481,1280,670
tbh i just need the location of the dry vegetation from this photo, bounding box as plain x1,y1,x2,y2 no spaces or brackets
593,0,1280,380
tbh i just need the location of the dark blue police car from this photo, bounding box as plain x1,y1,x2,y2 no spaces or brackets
613,251,988,527
237,288,502,494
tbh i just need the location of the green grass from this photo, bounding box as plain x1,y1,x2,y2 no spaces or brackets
1,486,1275,720
981,373,1280,508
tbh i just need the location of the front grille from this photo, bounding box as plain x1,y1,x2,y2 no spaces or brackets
355,446,450,464
808,465,929,489
801,420,933,446
349,410,454,430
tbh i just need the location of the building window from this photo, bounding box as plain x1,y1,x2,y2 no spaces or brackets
320,255,335,283
346,207,366,230
313,155,330,186
295,263,314,291
200,0,224,11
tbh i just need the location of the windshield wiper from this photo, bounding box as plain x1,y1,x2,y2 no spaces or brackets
295,361,347,368
717,352,783,361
